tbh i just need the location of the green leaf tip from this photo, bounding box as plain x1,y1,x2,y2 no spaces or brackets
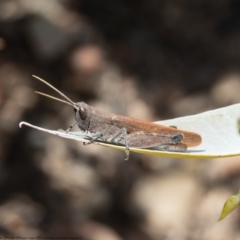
218,193,240,221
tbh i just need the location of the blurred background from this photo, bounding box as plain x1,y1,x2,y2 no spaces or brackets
1,0,240,239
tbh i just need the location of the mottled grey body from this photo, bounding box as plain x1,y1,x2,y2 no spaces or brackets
74,102,186,159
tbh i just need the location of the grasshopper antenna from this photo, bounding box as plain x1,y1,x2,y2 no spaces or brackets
33,75,79,131
32,75,77,107
35,91,77,108
35,91,78,132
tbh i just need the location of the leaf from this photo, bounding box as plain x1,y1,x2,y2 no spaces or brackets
19,103,240,159
218,190,240,221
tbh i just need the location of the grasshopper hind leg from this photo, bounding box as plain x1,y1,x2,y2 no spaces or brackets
152,143,187,152
126,131,186,152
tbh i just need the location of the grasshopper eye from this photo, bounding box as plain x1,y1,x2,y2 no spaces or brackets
79,106,87,120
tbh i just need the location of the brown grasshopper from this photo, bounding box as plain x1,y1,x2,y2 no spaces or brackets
33,76,202,160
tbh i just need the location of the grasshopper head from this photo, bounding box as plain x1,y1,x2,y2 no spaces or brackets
74,102,91,131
